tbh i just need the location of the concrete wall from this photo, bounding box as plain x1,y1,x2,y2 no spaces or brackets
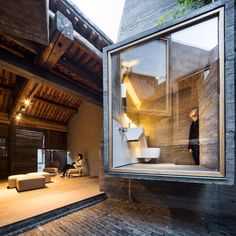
102,0,236,216
68,101,103,176
118,0,178,41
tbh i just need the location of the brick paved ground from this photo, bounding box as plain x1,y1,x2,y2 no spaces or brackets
19,199,236,236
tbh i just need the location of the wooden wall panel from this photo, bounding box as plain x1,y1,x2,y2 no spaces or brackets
45,130,67,150
12,147,37,174
0,123,8,136
0,159,8,177
12,129,44,175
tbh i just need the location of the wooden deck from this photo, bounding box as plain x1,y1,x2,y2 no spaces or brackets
0,176,102,227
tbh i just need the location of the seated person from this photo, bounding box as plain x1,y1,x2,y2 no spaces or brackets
61,154,83,177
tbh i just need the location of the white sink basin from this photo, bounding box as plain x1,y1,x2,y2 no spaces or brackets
138,148,161,162
125,127,144,141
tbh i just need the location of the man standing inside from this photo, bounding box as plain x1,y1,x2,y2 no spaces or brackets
188,107,200,165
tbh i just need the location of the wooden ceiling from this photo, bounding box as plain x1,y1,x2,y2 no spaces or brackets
0,0,112,132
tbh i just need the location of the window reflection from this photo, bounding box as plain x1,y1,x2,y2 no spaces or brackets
110,16,221,176
119,39,169,115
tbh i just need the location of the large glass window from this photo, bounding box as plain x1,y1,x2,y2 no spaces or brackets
107,9,224,178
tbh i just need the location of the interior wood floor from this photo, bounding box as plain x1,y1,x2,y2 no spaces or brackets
0,176,102,227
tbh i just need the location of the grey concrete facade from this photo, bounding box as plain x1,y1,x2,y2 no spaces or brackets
102,0,236,216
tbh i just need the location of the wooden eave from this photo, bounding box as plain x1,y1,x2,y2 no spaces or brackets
49,0,113,51
0,0,112,131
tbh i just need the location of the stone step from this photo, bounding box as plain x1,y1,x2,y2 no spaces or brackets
0,193,107,236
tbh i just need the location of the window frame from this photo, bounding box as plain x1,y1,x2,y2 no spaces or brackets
104,7,226,182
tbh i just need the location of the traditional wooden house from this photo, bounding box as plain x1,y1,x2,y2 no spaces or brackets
0,0,112,178
0,0,235,231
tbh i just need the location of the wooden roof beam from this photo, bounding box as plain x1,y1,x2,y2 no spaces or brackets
33,95,78,112
73,31,102,62
0,83,13,91
0,111,68,132
58,59,102,88
9,79,40,120
3,34,38,54
49,0,112,46
18,115,68,132
49,10,103,62
0,41,26,59
0,48,103,106
37,11,74,70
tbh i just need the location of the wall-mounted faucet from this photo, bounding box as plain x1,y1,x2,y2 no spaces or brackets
119,127,128,133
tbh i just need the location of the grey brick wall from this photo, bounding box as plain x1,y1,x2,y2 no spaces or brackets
102,0,236,216
118,0,178,41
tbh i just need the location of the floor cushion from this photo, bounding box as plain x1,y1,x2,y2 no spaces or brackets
27,172,51,183
16,175,45,192
8,174,27,188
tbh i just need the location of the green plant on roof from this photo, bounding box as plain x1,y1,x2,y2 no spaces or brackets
157,0,213,25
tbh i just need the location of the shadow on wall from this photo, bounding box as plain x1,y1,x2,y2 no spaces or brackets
83,151,90,176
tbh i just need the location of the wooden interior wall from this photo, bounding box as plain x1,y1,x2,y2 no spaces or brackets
0,123,67,177
12,129,44,174
45,130,67,150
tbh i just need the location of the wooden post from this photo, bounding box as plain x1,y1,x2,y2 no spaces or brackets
8,120,16,175
37,11,74,70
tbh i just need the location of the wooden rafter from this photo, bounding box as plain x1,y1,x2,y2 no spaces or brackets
0,48,103,105
3,34,38,54
9,79,40,120
73,31,102,62
19,115,68,132
49,0,112,48
0,111,68,132
0,83,13,91
49,10,103,62
37,11,74,70
0,40,26,59
58,59,102,89
33,96,78,112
